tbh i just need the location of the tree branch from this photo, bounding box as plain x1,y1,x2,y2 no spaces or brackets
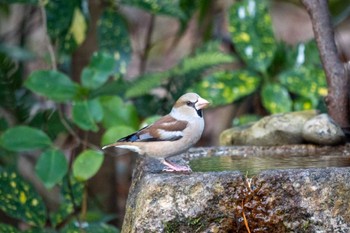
39,4,57,70
301,0,349,128
139,14,155,75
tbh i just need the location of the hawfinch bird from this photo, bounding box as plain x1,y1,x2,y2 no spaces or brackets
102,93,209,172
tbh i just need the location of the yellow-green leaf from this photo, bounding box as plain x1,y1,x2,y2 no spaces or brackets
73,150,104,181
261,83,292,113
229,0,276,72
190,70,260,107
0,170,46,227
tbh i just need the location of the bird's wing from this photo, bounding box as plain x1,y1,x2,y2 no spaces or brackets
118,115,188,142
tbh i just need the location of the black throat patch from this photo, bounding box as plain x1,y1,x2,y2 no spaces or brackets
196,109,203,118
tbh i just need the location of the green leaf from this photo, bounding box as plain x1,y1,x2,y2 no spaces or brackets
293,97,318,111
23,228,48,233
121,0,186,19
125,72,169,99
61,222,120,233
72,99,103,132
45,1,85,53
0,170,46,227
101,126,136,146
0,224,21,233
98,10,131,76
81,52,115,89
25,70,79,102
179,0,203,30
73,150,104,181
295,40,321,67
172,52,234,76
50,176,84,227
100,96,139,129
261,83,292,114
28,110,66,139
88,77,127,99
279,66,327,98
190,70,260,106
35,149,68,189
0,53,20,109
229,0,276,72
126,52,234,98
0,126,52,151
233,114,260,126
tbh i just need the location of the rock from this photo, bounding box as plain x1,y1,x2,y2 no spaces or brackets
122,146,350,232
302,114,345,145
220,110,317,146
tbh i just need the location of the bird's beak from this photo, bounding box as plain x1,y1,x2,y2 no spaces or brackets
195,97,210,110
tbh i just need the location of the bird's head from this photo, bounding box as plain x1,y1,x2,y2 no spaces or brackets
172,93,210,118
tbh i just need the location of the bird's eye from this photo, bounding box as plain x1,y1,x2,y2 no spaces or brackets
186,101,192,106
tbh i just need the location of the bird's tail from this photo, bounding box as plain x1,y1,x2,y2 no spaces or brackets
102,142,141,154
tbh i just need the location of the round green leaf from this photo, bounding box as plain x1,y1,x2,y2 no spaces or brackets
261,83,292,114
0,170,46,227
72,99,103,132
190,70,260,107
101,126,136,146
35,149,68,189
81,52,115,89
0,126,52,151
229,0,276,72
73,150,104,181
100,96,139,129
25,70,79,102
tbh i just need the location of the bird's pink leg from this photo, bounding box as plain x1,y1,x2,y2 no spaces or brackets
162,159,192,172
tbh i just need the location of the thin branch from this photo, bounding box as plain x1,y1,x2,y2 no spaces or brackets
57,105,102,152
39,3,57,70
139,14,155,74
301,0,349,128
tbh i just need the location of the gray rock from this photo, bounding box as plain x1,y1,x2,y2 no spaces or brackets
302,113,345,145
122,146,350,233
220,110,317,146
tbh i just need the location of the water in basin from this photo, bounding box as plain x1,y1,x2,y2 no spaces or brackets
189,155,350,176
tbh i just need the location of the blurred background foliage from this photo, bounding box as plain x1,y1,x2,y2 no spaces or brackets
0,0,350,232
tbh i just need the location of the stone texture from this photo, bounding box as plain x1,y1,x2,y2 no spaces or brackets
122,146,350,233
220,110,317,146
302,113,345,145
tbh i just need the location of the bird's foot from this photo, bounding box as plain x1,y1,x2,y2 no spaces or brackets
162,159,192,172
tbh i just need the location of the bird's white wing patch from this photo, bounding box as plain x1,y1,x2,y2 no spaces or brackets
158,129,183,140
113,145,141,153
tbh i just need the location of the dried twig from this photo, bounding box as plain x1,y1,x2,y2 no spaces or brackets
242,200,251,233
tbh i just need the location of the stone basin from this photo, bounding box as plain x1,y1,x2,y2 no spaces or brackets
121,145,350,232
